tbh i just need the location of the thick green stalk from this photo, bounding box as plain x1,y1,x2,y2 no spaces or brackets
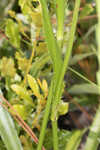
37,1,63,149
39,0,62,73
51,0,81,122
51,1,80,150
84,1,100,150
54,0,66,48
52,121,58,150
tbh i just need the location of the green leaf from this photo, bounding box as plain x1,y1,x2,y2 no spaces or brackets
0,57,16,78
12,104,28,120
69,52,96,65
35,42,47,56
27,75,40,98
19,0,27,10
18,0,32,16
79,4,94,19
0,99,23,150
15,52,29,73
58,101,69,115
11,84,33,105
68,84,99,94
30,53,50,77
5,19,21,48
65,129,86,150
19,0,42,27
39,0,62,73
41,79,48,97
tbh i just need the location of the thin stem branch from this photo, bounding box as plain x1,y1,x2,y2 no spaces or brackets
23,24,35,84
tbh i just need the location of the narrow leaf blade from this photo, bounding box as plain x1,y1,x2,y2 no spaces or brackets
0,100,23,150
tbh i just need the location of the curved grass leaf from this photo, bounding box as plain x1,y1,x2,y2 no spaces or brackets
68,83,99,94
65,129,86,150
69,52,96,65
0,99,23,150
39,0,62,74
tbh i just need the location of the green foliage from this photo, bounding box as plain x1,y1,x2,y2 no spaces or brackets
0,0,99,150
58,101,69,116
5,19,21,48
11,84,34,105
11,104,28,120
19,0,42,27
0,57,16,78
15,52,29,73
27,75,41,98
79,4,94,19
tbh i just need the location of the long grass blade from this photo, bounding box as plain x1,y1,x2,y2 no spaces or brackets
0,98,23,150
39,0,62,73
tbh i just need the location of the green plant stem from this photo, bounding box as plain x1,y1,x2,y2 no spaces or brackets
96,0,100,69
52,121,58,150
37,1,63,149
39,0,62,74
23,24,35,84
54,0,66,48
37,0,80,150
51,0,81,122
37,79,54,150
96,0,100,87
51,1,80,150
